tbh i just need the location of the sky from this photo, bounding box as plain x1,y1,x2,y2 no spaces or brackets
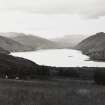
0,0,105,38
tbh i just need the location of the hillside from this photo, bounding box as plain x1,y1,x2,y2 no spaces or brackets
52,35,87,48
2,32,60,50
0,53,39,79
0,35,33,52
0,47,9,54
76,32,105,60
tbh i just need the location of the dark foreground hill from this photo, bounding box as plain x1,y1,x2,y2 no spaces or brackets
0,35,33,52
76,32,105,60
2,32,60,50
0,53,39,79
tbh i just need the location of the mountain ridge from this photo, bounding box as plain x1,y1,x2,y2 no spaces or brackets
0,35,33,52
0,32,61,50
76,32,105,60
52,35,88,48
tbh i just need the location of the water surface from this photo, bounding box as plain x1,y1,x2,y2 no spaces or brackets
11,49,105,67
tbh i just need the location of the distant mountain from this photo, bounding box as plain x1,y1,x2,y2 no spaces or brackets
52,35,88,48
76,32,105,60
0,35,33,52
0,47,9,54
2,32,60,50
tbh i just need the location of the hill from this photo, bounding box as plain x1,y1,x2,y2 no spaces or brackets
0,35,33,52
52,35,87,48
76,32,105,60
0,53,39,79
2,32,60,50
0,47,9,54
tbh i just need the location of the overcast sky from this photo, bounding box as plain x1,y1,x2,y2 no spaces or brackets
0,0,105,38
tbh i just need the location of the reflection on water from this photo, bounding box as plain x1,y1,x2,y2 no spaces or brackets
11,49,105,67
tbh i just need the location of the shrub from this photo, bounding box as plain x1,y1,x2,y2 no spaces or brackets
94,69,105,85
57,68,79,78
35,66,50,79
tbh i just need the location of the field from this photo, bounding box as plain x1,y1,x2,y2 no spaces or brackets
0,78,104,105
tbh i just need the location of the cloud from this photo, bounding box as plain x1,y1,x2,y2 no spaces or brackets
0,0,105,19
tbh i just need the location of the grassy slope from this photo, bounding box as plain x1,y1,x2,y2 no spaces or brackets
0,78,104,105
